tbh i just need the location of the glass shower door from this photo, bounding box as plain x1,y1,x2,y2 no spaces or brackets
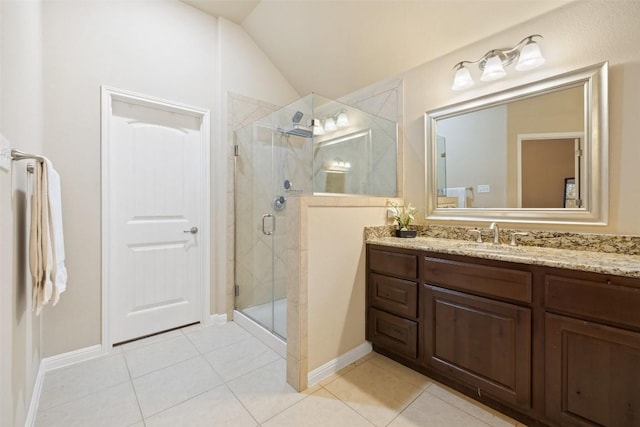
235,122,287,339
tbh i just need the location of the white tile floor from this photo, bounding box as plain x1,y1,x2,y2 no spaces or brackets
35,322,526,427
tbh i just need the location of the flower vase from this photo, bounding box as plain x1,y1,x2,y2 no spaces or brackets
395,229,417,238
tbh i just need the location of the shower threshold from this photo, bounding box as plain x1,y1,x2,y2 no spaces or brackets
234,301,287,358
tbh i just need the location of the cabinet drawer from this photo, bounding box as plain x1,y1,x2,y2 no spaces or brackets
423,256,532,303
369,248,418,279
368,308,418,359
545,275,640,330
370,273,417,318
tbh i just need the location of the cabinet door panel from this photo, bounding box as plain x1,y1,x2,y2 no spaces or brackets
545,313,640,426
423,285,531,408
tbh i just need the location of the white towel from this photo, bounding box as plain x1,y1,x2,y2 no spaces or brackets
46,159,67,305
30,161,53,315
29,159,67,315
445,187,467,208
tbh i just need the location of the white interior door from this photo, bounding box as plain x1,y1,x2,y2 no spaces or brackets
104,91,208,344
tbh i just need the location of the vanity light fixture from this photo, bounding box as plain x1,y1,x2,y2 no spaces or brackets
451,34,545,91
336,111,349,128
324,116,337,132
311,118,325,136
313,111,350,136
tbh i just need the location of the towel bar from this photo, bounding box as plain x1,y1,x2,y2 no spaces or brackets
11,149,44,174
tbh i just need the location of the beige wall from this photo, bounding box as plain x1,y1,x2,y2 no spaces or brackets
307,205,388,371
217,18,299,316
400,0,640,234
41,0,219,357
39,1,301,357
1,1,44,425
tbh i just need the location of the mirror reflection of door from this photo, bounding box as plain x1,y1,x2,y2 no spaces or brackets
518,134,581,208
436,135,446,196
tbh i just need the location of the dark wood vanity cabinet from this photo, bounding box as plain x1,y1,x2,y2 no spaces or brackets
544,273,640,426
366,247,420,360
423,285,532,408
366,243,640,426
422,256,533,409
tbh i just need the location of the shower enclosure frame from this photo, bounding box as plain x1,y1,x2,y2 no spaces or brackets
232,93,398,346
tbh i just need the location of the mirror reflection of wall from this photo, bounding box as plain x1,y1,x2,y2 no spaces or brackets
438,105,507,208
313,130,371,195
436,85,584,209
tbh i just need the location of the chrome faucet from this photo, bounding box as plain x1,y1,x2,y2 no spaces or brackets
489,222,500,244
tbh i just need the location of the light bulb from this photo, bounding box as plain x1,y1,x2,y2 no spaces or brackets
336,112,349,128
324,117,337,132
481,54,506,81
515,40,545,71
312,119,324,136
451,64,474,90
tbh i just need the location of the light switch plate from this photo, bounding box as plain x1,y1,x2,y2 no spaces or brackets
0,134,11,172
477,184,491,193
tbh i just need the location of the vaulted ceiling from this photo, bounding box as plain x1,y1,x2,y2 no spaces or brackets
182,0,572,98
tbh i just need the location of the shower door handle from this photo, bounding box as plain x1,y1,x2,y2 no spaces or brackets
262,214,275,235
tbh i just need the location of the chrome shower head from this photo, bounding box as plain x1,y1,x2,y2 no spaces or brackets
292,111,304,124
282,124,313,138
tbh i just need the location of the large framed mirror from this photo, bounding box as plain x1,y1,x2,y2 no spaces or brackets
425,62,608,225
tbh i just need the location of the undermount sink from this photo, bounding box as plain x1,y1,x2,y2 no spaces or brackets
456,243,531,255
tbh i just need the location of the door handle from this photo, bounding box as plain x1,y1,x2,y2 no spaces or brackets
183,226,199,234
262,214,275,235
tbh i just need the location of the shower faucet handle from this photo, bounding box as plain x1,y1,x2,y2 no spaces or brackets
273,196,286,211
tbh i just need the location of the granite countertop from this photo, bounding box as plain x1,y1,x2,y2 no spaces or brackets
367,236,640,279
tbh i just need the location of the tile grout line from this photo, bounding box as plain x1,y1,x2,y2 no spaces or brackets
424,380,520,425
34,354,132,414
126,350,203,381
122,347,146,426
383,384,429,427
142,383,231,424
225,382,263,426
424,388,496,427
255,385,316,426
182,323,254,355
320,386,377,427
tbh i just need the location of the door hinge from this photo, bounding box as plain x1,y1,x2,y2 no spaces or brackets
234,145,239,157
575,148,583,157
576,199,583,208
234,284,239,296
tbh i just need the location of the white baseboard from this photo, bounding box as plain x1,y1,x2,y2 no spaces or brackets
233,309,287,358
307,341,372,387
25,344,103,426
24,361,46,427
209,313,227,325
41,344,103,372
